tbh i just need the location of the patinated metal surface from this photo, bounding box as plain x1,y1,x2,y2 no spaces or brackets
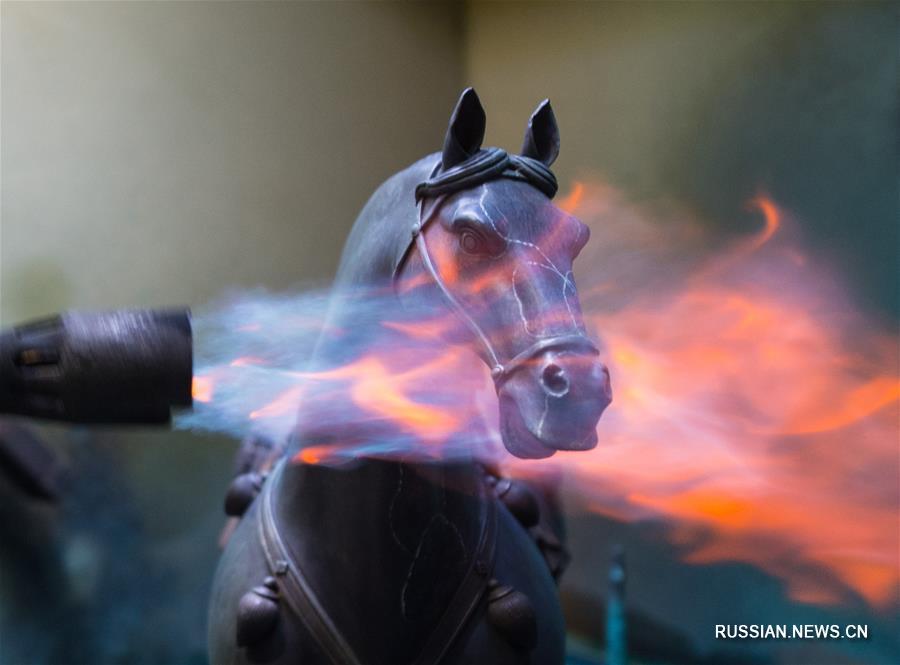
0,308,192,424
210,88,611,665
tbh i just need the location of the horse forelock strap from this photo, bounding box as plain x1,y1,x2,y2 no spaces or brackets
414,148,558,201
415,148,508,201
395,149,557,281
507,155,558,199
258,461,363,665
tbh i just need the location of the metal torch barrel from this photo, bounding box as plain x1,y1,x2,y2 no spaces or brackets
0,308,192,424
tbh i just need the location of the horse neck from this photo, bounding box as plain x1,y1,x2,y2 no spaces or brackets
272,152,492,553
276,364,493,558
272,453,488,568
268,449,492,665
276,451,481,509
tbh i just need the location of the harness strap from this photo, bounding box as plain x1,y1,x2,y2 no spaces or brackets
412,198,600,387
258,460,498,665
413,197,503,373
495,333,599,389
414,148,558,201
412,474,498,665
257,461,363,665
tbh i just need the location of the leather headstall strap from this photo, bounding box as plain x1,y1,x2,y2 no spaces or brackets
410,197,600,389
257,459,363,665
411,475,499,665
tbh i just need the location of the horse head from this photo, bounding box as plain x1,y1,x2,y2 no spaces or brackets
391,89,612,459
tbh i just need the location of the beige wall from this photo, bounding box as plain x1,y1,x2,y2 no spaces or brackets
464,2,896,317
1,1,463,325
0,6,464,655
465,1,811,193
7,2,890,323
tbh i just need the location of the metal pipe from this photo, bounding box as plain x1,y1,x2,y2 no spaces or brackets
0,308,192,424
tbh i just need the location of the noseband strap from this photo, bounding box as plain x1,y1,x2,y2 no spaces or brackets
496,333,599,389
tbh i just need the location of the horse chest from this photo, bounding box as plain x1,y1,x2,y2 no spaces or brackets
208,461,566,665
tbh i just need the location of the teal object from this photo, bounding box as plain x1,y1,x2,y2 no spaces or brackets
607,546,626,665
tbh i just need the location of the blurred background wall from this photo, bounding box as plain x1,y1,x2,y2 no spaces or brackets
465,5,897,665
1,3,464,663
1,2,896,664
2,1,463,322
465,1,897,321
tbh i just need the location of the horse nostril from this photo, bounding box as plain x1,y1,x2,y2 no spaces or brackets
541,363,570,397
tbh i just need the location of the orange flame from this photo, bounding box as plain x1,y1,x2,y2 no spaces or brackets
747,194,781,249
249,385,305,421
195,180,898,611
191,376,213,403
231,356,267,368
511,182,900,609
299,352,467,441
559,181,584,214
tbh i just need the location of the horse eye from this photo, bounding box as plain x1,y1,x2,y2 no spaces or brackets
459,229,485,255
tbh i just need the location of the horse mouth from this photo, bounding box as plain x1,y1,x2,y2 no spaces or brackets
498,392,600,459
499,406,557,459
496,354,610,459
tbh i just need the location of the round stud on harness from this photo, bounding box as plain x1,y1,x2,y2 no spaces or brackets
486,579,538,651
495,478,540,529
235,577,281,648
224,472,265,518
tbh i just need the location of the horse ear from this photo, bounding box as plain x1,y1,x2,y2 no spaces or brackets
442,88,486,170
520,99,559,166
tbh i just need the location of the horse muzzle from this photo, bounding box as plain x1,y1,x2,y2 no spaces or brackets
495,335,612,459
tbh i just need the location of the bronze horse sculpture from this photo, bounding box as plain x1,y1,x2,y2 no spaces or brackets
208,89,612,665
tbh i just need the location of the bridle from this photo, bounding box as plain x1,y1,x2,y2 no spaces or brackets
394,149,600,390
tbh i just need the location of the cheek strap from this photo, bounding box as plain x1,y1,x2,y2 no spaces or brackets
406,198,600,390
411,197,504,376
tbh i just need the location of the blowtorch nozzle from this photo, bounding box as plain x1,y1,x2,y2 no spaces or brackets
0,308,192,424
